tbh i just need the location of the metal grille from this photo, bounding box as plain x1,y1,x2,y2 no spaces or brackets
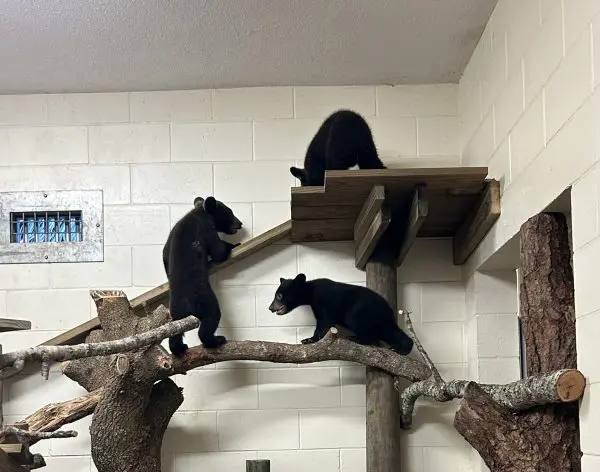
10,210,83,243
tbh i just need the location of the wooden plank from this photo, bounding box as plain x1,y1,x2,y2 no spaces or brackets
290,219,354,242
292,204,358,220
353,185,386,245
0,319,31,333
396,185,429,267
0,449,25,472
355,207,391,270
453,180,501,265
41,220,293,347
41,318,101,347
325,167,489,192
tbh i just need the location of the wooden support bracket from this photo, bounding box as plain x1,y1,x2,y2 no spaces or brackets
453,179,501,265
396,185,428,267
354,186,390,270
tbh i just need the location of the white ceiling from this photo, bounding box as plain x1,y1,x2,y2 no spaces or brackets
0,0,498,95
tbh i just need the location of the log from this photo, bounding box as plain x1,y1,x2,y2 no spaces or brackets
518,212,581,470
454,212,583,472
366,250,402,472
247,459,270,472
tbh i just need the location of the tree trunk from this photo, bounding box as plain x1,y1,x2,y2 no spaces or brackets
366,247,402,472
518,212,581,471
455,212,582,472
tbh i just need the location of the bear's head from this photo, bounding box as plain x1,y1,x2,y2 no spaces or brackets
268,273,307,315
194,196,243,235
290,166,308,186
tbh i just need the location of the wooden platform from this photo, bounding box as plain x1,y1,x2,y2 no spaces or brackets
291,167,500,265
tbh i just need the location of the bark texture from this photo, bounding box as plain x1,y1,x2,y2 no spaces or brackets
454,212,582,472
519,212,581,472
365,254,402,472
62,291,183,472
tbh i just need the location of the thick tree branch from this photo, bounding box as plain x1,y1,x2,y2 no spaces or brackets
13,326,583,442
0,316,199,380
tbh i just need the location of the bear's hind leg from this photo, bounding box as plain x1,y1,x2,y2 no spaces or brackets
198,303,226,349
169,333,189,357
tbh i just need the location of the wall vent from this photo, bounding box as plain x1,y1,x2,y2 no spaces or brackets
0,190,104,264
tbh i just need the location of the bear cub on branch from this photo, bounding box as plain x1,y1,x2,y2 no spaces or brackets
163,196,243,356
290,109,386,187
268,274,414,355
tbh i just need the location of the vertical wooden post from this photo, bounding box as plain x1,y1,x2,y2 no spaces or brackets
519,212,581,470
366,247,401,472
246,459,270,472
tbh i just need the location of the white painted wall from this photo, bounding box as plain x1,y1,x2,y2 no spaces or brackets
459,0,600,470
0,85,470,472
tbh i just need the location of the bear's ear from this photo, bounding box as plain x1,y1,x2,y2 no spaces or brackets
295,273,306,283
203,196,217,214
290,166,307,184
193,197,204,208
279,277,285,284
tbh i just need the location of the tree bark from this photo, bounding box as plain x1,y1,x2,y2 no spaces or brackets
454,212,582,472
366,248,402,472
62,291,182,472
518,212,581,472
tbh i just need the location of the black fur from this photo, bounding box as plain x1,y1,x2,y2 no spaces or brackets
163,196,243,356
290,109,386,186
268,274,413,355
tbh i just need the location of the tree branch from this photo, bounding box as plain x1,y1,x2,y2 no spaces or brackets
0,316,199,380
0,426,77,443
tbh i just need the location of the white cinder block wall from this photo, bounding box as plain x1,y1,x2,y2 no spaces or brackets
459,0,600,471
0,85,471,472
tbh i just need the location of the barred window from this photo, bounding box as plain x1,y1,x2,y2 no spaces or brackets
10,211,83,243
0,190,104,264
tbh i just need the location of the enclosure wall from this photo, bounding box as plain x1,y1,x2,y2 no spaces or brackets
0,85,468,472
458,1,600,470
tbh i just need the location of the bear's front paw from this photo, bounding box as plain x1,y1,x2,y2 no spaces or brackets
300,337,316,344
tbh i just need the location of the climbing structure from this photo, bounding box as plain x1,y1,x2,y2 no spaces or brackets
41,167,499,348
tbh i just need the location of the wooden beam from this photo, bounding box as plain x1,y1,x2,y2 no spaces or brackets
366,253,402,472
353,185,386,244
0,449,26,472
290,218,354,242
0,320,31,333
41,220,293,347
452,179,501,265
396,185,428,267
355,207,391,270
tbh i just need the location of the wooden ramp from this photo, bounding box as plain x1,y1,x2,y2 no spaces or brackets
41,220,292,347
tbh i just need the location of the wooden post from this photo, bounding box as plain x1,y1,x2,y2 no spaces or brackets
247,459,270,472
366,246,402,472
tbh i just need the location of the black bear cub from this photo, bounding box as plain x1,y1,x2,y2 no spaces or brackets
290,109,387,187
163,196,243,356
268,274,413,355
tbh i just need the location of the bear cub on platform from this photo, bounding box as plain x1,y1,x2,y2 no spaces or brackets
163,196,243,356
290,109,387,187
268,274,414,355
